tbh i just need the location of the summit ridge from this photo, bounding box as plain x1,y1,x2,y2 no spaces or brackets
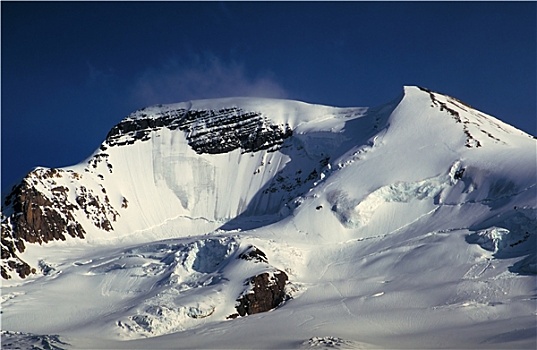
1,86,535,349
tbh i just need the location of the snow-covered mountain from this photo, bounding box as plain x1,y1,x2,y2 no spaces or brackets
2,86,536,349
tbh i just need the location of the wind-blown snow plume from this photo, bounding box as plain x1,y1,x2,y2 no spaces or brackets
132,55,287,106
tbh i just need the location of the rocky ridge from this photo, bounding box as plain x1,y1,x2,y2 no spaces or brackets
1,168,118,279
105,106,293,154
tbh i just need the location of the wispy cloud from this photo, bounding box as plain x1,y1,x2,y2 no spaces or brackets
86,62,115,88
131,55,288,107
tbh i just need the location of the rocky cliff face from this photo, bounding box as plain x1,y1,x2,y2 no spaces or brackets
235,270,289,317
1,168,118,279
227,245,291,319
105,106,292,154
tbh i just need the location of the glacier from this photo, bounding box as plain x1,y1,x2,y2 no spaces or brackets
1,86,535,349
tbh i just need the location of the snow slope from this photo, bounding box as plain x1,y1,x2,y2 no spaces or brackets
1,86,535,349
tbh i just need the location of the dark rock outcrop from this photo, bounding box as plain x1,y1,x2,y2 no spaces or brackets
1,168,119,279
2,217,37,279
228,245,291,318
105,107,293,154
5,181,83,245
236,270,289,316
238,245,268,263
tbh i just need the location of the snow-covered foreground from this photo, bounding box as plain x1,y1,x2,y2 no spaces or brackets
2,87,536,349
3,226,535,349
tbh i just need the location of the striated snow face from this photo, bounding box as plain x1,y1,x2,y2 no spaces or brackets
1,86,536,349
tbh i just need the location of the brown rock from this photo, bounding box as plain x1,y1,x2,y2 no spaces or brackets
236,270,288,316
1,167,120,279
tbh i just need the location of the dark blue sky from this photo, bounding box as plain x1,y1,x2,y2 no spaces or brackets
2,2,536,193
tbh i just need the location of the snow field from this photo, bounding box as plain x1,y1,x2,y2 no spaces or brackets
2,86,535,349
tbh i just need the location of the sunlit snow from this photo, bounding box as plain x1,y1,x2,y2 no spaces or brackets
1,86,535,349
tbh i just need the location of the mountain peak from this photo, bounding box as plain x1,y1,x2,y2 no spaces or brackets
2,87,535,273
2,86,535,349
